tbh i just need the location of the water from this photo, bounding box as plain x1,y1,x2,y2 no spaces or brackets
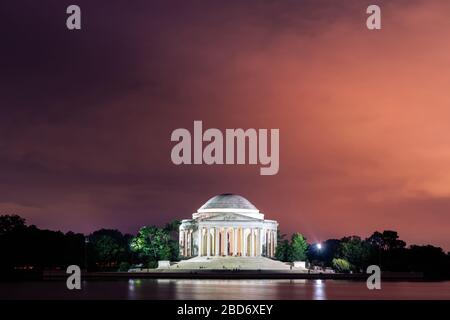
1,279,449,300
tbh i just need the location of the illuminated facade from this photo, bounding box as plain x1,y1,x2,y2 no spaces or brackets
179,194,278,258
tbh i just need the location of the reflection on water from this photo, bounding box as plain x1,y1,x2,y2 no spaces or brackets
313,280,326,300
1,279,449,300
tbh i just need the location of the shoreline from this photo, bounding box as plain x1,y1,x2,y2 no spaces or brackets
42,270,425,281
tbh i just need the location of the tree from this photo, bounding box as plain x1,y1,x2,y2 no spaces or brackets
408,245,450,279
275,233,309,262
0,214,26,235
381,230,406,250
338,236,371,272
366,230,408,271
164,220,181,261
366,231,384,248
94,235,123,265
367,230,406,251
88,229,130,270
0,215,86,273
275,239,289,261
164,220,181,233
332,258,351,273
288,233,308,262
130,226,174,265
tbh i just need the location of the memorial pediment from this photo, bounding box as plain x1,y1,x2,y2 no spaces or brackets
199,212,262,222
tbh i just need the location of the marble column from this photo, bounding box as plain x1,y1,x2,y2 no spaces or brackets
272,231,275,257
184,231,187,256
254,229,258,256
256,228,260,256
224,229,228,256
184,230,190,257
184,230,188,256
197,227,202,256
259,228,263,256
269,230,272,257
255,229,258,256
206,228,211,257
187,230,190,257
273,231,278,255
233,228,238,256
215,227,219,256
268,230,271,257
185,230,188,256
179,230,183,256
243,229,247,257
239,228,243,256
250,229,254,256
190,230,193,257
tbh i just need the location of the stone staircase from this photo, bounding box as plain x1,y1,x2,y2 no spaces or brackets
169,256,295,270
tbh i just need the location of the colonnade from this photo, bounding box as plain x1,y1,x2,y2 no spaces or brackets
180,226,277,258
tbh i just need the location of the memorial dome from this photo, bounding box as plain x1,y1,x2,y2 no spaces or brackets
199,193,257,211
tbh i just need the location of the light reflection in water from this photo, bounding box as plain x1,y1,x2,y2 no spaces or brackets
313,279,326,300
152,279,321,300
112,278,450,300
128,279,143,299
1,279,450,299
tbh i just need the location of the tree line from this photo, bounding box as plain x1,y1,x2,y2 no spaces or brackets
0,214,179,278
1,214,449,279
276,231,450,279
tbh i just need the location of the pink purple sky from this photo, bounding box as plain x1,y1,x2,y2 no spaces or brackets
1,0,449,250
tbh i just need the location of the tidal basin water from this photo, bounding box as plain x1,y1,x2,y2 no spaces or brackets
1,279,449,300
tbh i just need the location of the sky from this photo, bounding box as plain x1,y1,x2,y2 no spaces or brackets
1,0,449,250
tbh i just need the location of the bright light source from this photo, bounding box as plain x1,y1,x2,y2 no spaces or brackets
316,243,322,250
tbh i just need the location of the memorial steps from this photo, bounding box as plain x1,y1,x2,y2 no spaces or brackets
170,256,298,270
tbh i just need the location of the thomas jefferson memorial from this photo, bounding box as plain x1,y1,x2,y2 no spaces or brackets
179,194,278,258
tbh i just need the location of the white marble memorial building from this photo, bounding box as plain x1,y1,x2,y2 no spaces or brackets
179,194,278,258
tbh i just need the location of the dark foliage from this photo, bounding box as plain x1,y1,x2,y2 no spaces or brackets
1,215,448,279
307,230,450,279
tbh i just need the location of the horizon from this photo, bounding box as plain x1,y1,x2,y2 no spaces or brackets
4,207,448,253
